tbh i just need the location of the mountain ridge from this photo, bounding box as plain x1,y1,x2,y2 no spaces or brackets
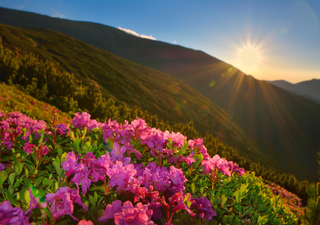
268,79,320,104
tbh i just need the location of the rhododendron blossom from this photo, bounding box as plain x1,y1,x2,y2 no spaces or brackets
0,111,249,224
0,201,29,225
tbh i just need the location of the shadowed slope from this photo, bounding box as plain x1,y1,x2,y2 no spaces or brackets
0,23,274,170
0,6,219,75
174,64,320,181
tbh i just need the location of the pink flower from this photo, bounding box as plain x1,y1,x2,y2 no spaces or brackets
91,153,111,182
80,152,96,168
62,151,81,177
191,196,216,222
169,192,195,216
78,219,94,225
168,166,187,192
98,200,123,222
46,186,88,221
41,145,49,156
0,163,5,172
0,201,29,225
71,164,92,194
23,141,35,154
114,201,154,225
110,142,131,165
55,123,70,135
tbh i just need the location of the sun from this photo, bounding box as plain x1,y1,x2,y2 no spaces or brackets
236,44,261,74
240,47,259,66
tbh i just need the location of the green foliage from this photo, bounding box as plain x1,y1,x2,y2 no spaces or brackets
0,37,311,204
0,112,299,224
0,82,70,124
301,148,320,224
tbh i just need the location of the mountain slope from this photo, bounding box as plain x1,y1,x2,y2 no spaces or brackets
268,79,320,104
0,23,275,170
0,6,219,75
174,65,320,181
0,7,319,181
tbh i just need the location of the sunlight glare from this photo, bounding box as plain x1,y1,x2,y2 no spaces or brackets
236,44,261,74
240,47,259,66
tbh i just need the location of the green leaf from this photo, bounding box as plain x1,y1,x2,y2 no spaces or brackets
52,161,63,176
42,178,53,187
15,161,25,175
57,145,63,157
0,170,8,187
222,215,227,225
57,220,70,225
24,177,32,187
24,189,31,206
57,138,71,145
61,152,68,163
8,173,16,185
167,138,173,149
191,183,196,193
14,176,24,188
257,215,268,225
8,186,14,195
89,194,97,208
34,176,43,187
233,215,241,225
221,194,227,207
94,191,98,203
234,203,242,212
211,197,220,206
194,153,204,170
74,137,81,154
6,189,17,206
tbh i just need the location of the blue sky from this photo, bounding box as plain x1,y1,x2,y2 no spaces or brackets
0,0,319,83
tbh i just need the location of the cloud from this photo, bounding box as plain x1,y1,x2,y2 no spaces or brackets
18,1,28,9
174,41,177,44
52,12,65,18
118,27,156,40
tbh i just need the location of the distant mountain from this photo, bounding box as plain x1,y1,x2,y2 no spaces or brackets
268,79,320,104
1,7,320,181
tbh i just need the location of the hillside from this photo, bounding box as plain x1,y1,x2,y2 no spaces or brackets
0,7,319,181
174,66,320,181
0,6,219,76
0,82,70,124
0,23,276,171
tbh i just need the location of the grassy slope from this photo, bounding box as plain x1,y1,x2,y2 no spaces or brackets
0,7,317,181
0,82,70,124
0,23,275,170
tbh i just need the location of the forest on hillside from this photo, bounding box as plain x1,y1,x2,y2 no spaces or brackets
0,38,311,203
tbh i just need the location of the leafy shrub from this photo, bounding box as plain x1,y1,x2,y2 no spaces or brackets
0,111,297,224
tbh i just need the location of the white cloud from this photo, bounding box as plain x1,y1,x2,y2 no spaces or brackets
118,27,156,40
52,12,65,18
174,40,177,44
18,1,28,9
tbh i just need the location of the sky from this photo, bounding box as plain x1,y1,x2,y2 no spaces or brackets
0,0,320,83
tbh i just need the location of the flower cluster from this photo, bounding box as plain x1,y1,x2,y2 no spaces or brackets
265,181,304,216
0,111,246,224
0,111,46,150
